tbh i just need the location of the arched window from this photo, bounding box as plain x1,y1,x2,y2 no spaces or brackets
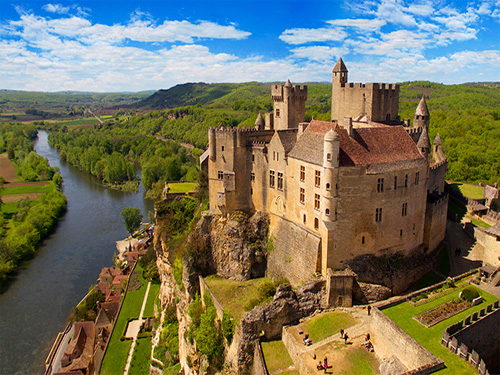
326,208,330,216
326,183,331,190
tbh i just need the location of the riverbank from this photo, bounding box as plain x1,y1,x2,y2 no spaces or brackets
0,131,154,374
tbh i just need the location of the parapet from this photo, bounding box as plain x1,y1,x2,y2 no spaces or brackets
339,82,398,91
430,159,448,171
271,84,308,101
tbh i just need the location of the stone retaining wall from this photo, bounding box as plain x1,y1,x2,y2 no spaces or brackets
251,341,268,375
199,276,225,321
371,308,444,374
281,326,309,375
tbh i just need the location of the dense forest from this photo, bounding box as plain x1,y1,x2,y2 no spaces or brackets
0,123,66,284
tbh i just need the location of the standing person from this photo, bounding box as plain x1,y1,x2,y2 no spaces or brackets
367,305,371,315
323,356,328,372
340,328,344,339
344,332,349,344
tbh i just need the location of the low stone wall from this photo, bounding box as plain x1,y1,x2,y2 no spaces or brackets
199,276,225,321
371,308,444,374
281,326,309,375
251,341,268,375
442,301,500,374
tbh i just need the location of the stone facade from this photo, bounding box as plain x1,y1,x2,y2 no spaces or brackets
204,58,448,287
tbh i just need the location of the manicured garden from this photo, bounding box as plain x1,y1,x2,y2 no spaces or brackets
128,337,152,375
302,311,358,343
382,285,499,374
100,265,149,375
261,340,298,374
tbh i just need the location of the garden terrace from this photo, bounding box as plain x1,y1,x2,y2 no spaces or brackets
381,284,499,374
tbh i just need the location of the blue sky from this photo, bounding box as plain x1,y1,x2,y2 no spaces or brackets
1,0,499,92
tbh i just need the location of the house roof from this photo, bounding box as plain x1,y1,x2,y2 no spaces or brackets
276,129,298,155
288,120,424,167
61,322,95,372
486,222,500,237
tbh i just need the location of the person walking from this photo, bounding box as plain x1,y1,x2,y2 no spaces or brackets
340,328,344,339
344,332,349,344
367,305,371,315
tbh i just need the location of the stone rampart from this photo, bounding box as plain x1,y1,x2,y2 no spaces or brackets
371,307,444,373
267,217,321,287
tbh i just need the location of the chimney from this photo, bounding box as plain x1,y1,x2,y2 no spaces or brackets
344,117,354,137
403,118,410,127
298,122,309,137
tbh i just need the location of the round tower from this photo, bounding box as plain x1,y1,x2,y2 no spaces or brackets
322,129,340,222
208,127,216,161
254,113,265,130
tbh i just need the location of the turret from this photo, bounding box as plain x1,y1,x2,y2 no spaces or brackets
254,113,265,130
332,57,348,85
417,125,431,160
271,80,307,130
322,129,340,222
432,133,446,163
414,95,429,129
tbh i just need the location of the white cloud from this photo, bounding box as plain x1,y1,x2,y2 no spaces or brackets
42,4,70,14
327,18,386,30
279,27,347,44
348,30,429,56
289,46,349,62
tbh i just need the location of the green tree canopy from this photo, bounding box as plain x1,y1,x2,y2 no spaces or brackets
120,207,143,235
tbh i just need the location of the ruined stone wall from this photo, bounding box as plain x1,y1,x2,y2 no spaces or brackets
267,217,321,286
371,308,444,373
474,227,500,268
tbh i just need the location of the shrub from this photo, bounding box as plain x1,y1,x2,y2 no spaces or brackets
460,286,480,302
222,312,235,344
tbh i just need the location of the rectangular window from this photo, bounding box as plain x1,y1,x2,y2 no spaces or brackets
377,178,384,192
277,172,283,190
405,174,408,188
402,202,408,216
217,171,223,180
362,236,365,244
315,170,321,187
251,172,255,182
221,146,224,151
276,109,280,117
314,194,320,210
269,170,275,188
252,154,255,162
394,176,398,190
300,165,305,182
375,208,383,222
300,188,305,203
415,172,420,185
314,218,319,230
400,229,403,237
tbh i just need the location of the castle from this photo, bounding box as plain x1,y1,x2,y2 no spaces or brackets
202,58,449,287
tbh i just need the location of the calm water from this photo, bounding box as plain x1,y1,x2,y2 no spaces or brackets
0,131,154,375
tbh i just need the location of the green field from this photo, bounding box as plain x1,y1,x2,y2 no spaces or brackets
167,181,197,194
128,337,152,375
382,286,499,374
143,282,160,318
50,118,98,127
261,341,297,374
2,184,52,195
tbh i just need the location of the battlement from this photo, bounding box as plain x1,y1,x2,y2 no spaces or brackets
339,82,398,91
211,126,259,135
427,191,449,206
271,84,308,101
406,127,423,135
430,159,448,171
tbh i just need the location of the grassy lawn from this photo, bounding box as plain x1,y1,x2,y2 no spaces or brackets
143,282,160,318
167,181,198,193
344,346,379,375
449,182,483,199
100,266,148,375
469,217,491,228
382,286,499,374
411,271,446,292
261,340,295,373
303,312,358,343
204,275,271,322
1,184,52,195
128,337,152,375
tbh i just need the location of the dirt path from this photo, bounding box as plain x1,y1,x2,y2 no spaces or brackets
0,153,19,183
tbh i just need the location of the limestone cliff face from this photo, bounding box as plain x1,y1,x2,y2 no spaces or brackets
183,211,269,296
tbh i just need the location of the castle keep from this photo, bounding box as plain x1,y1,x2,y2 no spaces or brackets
203,58,449,287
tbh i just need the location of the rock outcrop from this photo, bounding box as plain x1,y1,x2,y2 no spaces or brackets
238,280,326,373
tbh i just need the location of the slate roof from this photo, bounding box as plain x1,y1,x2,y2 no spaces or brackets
417,126,430,149
415,95,429,116
433,133,442,145
276,129,298,155
288,120,424,167
333,57,348,72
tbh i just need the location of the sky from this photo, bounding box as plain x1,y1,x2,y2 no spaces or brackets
1,0,500,92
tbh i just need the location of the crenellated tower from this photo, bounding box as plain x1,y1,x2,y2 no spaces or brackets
271,79,307,130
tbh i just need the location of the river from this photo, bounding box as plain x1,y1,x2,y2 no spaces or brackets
0,131,154,375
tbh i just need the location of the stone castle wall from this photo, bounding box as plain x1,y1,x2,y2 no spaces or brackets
473,226,500,268
267,217,321,286
428,160,448,194
371,307,445,373
424,193,449,252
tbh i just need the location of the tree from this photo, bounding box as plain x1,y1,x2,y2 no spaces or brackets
121,207,142,236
